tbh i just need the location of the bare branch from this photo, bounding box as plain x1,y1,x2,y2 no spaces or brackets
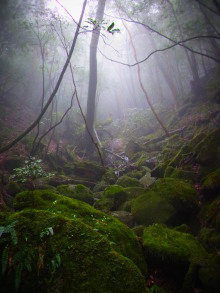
0,0,88,155
195,0,220,16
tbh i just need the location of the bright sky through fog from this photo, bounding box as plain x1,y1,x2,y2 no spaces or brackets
48,0,84,19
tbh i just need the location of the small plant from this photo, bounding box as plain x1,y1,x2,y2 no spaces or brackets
10,157,54,189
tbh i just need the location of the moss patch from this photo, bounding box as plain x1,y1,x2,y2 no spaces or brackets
94,185,129,212
116,175,143,188
0,209,146,293
57,184,94,205
13,190,146,275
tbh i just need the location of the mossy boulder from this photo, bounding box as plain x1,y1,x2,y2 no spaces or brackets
94,185,129,212
164,166,194,181
194,127,220,166
125,140,143,157
198,227,220,252
143,224,209,292
13,190,146,275
5,181,21,197
116,175,143,188
131,191,176,226
198,259,220,293
199,196,220,230
201,169,220,197
72,161,104,182
0,209,146,293
109,211,134,227
131,178,199,227
168,145,193,168
139,172,156,187
57,184,94,205
143,224,207,265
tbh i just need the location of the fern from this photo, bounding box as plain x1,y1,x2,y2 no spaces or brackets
15,263,23,290
1,246,9,275
10,228,18,245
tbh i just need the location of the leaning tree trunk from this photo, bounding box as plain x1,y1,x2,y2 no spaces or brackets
85,0,106,153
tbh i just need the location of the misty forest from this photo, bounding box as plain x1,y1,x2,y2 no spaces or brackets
0,0,220,292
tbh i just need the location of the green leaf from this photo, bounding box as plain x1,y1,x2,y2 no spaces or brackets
48,227,54,236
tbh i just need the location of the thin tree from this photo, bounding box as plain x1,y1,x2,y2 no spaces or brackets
123,21,170,137
85,0,107,153
0,0,88,155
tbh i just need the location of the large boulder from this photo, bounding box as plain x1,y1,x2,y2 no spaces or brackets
143,224,210,292
13,190,147,276
57,184,94,205
131,178,199,227
0,208,146,293
94,185,129,212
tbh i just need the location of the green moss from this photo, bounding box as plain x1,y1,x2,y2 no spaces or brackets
168,145,193,168
94,185,129,212
143,224,208,280
5,181,21,196
153,178,198,207
199,197,220,229
57,184,94,205
174,224,192,234
13,190,146,275
198,227,220,252
194,127,220,166
164,166,194,181
198,261,220,293
131,178,199,227
131,191,175,226
0,209,146,293
125,170,143,179
116,175,143,188
201,169,220,192
72,160,104,181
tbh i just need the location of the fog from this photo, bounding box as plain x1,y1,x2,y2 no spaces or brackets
0,0,219,154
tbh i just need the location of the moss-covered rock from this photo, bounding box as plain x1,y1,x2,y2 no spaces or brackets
143,224,207,265
198,227,220,252
0,209,146,293
198,258,220,293
139,172,156,187
72,160,104,182
131,178,199,227
194,127,220,166
5,181,21,196
13,190,146,275
109,211,134,227
199,196,220,229
125,140,144,158
57,184,94,205
131,191,176,226
143,224,209,292
94,185,129,212
116,175,143,188
201,169,220,197
164,166,194,181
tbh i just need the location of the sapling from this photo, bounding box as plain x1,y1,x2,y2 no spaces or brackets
10,157,54,190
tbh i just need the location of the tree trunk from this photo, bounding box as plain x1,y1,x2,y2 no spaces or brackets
85,0,106,153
